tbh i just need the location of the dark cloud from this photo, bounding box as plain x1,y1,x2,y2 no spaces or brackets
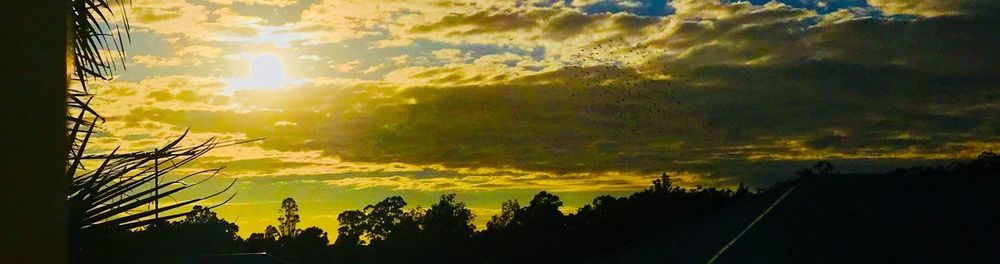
118,1,998,187
199,158,313,174
868,0,1000,17
809,16,1000,75
690,60,998,137
131,59,996,185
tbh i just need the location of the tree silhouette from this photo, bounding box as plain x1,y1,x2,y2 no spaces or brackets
60,154,1000,263
364,196,407,241
335,210,367,246
182,206,225,224
519,191,565,228
973,151,998,167
422,194,475,239
278,198,300,238
651,172,673,193
487,199,521,230
75,206,244,263
419,194,476,262
373,206,425,263
278,227,330,264
798,161,836,177
146,206,241,255
735,182,751,199
244,224,281,254
265,225,280,240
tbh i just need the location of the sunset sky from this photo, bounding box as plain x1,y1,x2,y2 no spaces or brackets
89,0,998,237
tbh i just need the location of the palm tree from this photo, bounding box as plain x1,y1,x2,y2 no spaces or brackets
2,1,246,262
59,0,251,261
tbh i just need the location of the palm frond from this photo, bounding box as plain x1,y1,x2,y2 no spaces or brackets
66,0,259,236
70,0,130,92
68,131,260,231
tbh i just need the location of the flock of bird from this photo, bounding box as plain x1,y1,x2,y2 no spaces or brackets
563,37,689,135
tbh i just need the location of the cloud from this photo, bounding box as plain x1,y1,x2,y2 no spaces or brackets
132,45,223,67
388,55,410,66
120,59,995,184
293,0,412,44
291,0,534,45
97,0,1000,190
334,60,362,72
89,75,232,116
816,7,875,26
207,0,298,7
382,53,547,86
361,64,386,74
807,15,1000,75
642,1,816,70
868,0,1000,17
129,0,210,36
288,0,661,59
128,1,305,45
298,55,322,61
404,7,660,54
431,48,470,63
372,38,415,48
322,172,666,192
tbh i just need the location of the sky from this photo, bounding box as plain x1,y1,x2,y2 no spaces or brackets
89,0,999,237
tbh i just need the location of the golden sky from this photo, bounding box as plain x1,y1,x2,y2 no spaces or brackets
89,0,999,237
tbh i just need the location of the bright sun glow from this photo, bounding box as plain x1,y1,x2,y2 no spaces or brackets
251,54,285,89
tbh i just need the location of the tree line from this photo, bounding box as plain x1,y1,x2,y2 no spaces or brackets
76,152,998,263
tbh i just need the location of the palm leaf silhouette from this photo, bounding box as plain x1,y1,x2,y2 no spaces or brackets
65,0,256,253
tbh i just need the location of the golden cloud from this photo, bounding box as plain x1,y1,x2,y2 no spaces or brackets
130,1,268,42
207,0,298,7
132,45,223,67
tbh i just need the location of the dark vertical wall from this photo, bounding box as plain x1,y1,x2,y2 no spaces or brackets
0,0,69,263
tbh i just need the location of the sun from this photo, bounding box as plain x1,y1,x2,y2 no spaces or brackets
251,54,285,89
